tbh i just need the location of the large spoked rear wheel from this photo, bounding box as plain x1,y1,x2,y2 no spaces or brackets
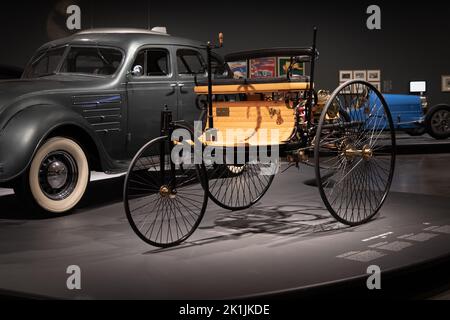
124,135,208,247
314,80,396,225
206,150,276,211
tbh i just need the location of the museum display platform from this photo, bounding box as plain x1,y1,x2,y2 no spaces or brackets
0,152,449,299
394,133,450,154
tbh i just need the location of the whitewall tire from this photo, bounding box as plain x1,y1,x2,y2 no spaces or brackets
18,137,89,213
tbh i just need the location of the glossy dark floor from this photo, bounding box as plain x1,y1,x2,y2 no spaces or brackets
0,139,449,299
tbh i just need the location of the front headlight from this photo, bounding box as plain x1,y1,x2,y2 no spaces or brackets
420,96,428,112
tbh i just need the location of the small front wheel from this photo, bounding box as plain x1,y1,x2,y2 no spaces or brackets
206,159,275,211
315,80,396,225
124,134,208,247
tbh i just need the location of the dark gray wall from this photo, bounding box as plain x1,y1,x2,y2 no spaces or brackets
1,0,449,106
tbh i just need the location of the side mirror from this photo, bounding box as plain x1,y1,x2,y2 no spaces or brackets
131,65,143,77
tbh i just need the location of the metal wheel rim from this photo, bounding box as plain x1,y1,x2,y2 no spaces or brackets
314,80,396,225
431,110,450,135
124,135,208,247
206,160,275,211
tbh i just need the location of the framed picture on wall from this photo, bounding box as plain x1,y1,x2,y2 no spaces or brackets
353,70,367,81
339,70,353,82
228,61,247,79
278,57,305,77
250,57,276,78
442,75,450,92
367,70,381,82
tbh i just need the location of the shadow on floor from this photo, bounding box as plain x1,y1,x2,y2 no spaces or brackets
144,203,351,254
0,177,124,220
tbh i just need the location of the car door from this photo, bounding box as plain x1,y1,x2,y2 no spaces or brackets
126,46,178,156
63,45,128,161
174,47,231,127
173,47,207,126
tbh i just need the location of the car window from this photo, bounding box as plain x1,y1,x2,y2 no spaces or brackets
131,49,170,77
177,49,205,75
60,47,123,76
148,50,169,76
24,47,66,78
132,51,145,73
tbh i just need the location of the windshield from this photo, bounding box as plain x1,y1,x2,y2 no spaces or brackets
23,47,66,78
23,46,123,78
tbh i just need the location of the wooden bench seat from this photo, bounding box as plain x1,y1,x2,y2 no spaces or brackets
194,82,310,95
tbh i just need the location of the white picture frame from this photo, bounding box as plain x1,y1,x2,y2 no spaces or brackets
367,70,381,82
442,75,450,92
339,70,353,82
353,70,367,81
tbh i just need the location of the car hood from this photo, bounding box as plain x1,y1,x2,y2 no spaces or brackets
0,76,110,114
383,93,420,105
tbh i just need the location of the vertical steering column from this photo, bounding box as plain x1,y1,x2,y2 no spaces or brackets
205,33,223,131
206,43,214,130
306,27,318,130
160,106,173,185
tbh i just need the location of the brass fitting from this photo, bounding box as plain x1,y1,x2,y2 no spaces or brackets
159,185,171,197
287,149,309,163
343,145,373,160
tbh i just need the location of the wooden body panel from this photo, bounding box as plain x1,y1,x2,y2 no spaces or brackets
201,100,296,147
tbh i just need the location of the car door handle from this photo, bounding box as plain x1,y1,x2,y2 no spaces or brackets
177,83,188,93
166,83,177,96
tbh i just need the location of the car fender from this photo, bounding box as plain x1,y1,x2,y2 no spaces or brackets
0,104,110,183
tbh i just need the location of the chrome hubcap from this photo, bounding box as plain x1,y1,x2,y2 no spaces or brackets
38,151,78,201
46,160,68,189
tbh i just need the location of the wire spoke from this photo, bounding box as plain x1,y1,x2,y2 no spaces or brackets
315,81,395,225
124,134,207,247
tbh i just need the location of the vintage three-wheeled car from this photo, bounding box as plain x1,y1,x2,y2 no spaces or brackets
123,29,397,247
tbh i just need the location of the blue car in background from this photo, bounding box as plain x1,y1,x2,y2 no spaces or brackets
333,90,448,140
337,90,448,140
383,93,450,140
383,93,427,134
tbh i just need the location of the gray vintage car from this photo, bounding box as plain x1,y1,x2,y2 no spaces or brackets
0,28,229,213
